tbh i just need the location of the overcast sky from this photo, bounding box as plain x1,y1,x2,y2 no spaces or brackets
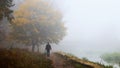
53,0,120,55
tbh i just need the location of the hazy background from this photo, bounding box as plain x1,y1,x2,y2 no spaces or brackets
52,0,120,62
14,0,120,62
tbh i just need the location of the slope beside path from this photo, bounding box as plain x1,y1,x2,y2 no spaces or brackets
49,53,103,68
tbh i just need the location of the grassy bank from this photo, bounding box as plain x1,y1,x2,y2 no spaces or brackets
0,48,113,68
0,48,53,68
54,52,113,68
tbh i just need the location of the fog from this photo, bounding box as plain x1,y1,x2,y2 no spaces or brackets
52,0,120,62
12,0,120,63
1,0,120,68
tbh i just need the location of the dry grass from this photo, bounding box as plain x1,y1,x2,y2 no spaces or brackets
0,48,53,68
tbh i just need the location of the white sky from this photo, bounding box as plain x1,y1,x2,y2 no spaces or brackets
53,0,120,55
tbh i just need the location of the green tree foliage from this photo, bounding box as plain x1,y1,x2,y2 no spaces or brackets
0,0,14,22
0,0,14,44
102,52,120,65
10,0,66,51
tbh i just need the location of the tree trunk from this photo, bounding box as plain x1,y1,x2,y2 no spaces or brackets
31,39,36,52
37,45,39,52
32,44,35,52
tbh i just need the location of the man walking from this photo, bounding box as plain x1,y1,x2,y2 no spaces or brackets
45,42,52,57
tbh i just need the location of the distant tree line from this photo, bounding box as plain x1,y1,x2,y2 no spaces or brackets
102,52,120,66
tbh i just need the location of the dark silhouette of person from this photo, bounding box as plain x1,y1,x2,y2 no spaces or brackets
45,42,52,57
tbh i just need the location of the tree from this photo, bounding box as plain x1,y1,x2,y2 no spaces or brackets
0,0,14,44
102,53,120,66
0,0,14,23
11,0,66,51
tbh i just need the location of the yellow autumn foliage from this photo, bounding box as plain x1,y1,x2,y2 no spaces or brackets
11,0,66,44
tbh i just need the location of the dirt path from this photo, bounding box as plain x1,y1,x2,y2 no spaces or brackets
50,53,74,68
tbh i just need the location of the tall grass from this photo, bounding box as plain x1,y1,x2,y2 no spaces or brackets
0,48,53,68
